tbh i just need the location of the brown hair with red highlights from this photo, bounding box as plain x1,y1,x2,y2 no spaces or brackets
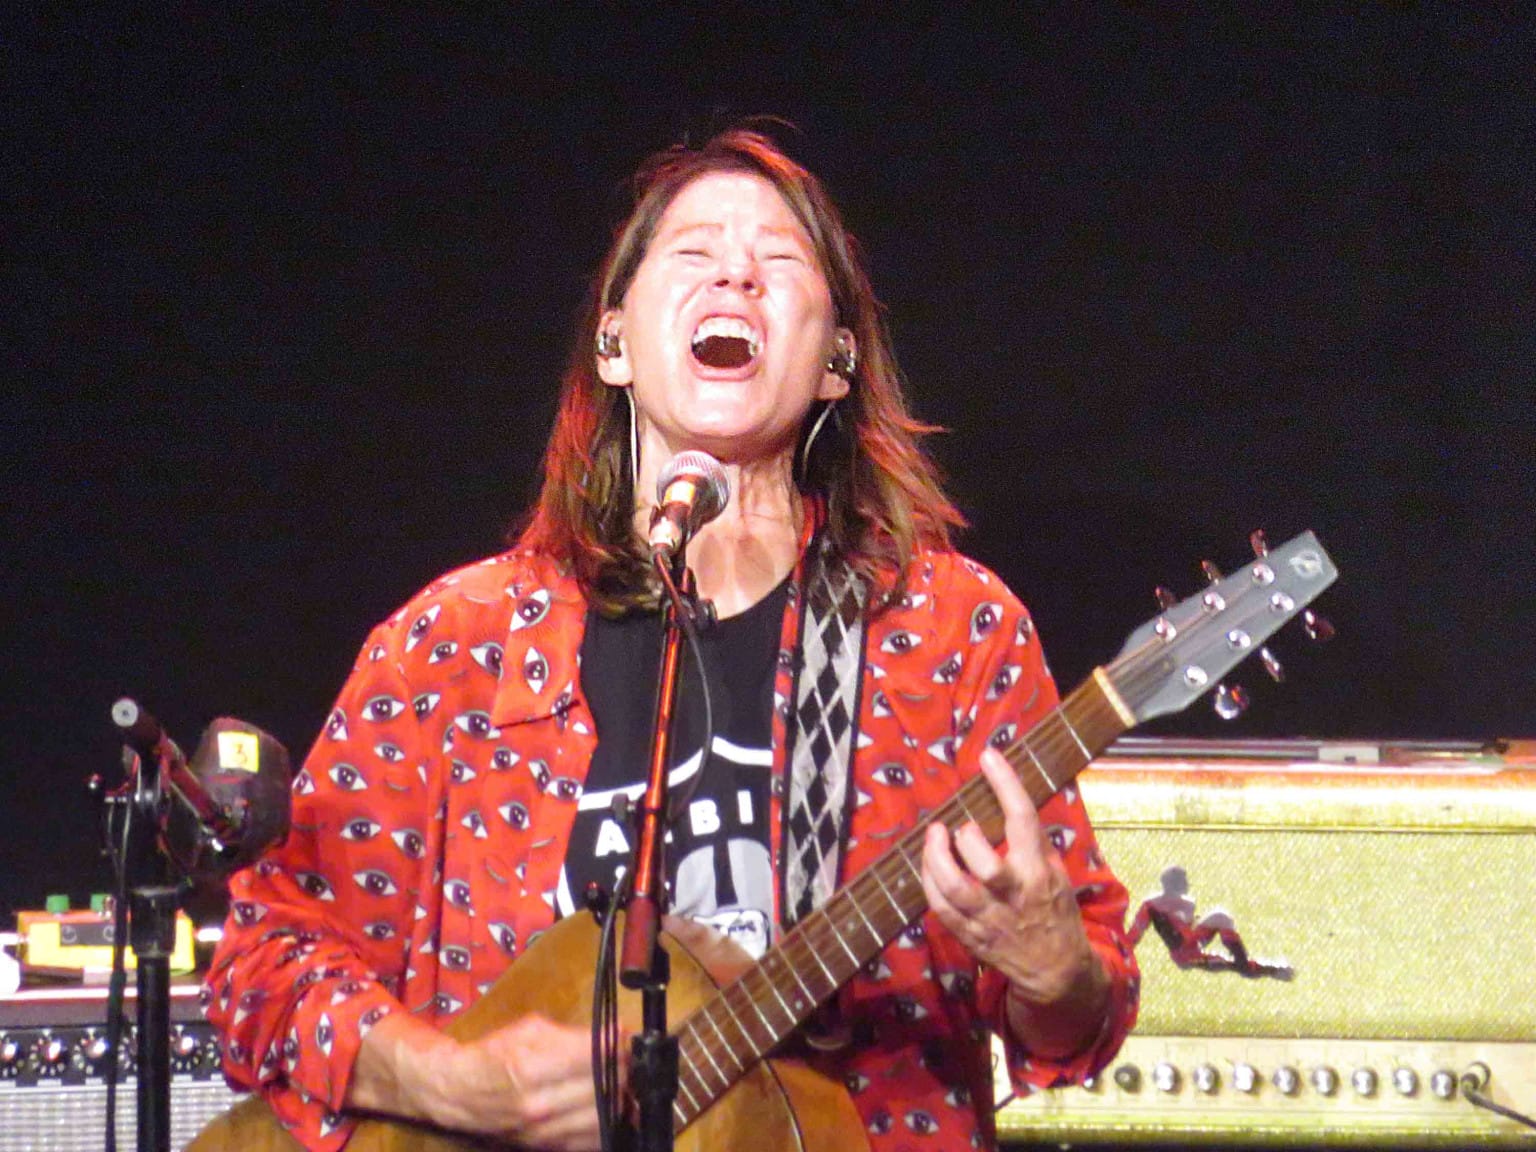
518,128,964,614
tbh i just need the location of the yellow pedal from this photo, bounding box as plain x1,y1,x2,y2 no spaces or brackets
18,900,196,976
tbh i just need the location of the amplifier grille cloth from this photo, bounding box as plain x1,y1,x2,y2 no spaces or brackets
0,1080,247,1152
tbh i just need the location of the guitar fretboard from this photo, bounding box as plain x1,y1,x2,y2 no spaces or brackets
669,671,1129,1129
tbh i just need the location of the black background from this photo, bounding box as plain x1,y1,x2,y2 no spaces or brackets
6,7,1532,918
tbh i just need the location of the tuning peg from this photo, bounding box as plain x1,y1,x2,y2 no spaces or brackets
1303,609,1335,643
1214,544,1288,679
1154,585,1177,611
1214,681,1251,720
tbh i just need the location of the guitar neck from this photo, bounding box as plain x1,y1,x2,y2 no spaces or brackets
670,668,1131,1129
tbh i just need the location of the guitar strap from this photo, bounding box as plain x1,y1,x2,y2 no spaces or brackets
781,534,868,927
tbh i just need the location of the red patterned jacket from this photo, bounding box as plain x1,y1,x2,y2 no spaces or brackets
205,524,1138,1152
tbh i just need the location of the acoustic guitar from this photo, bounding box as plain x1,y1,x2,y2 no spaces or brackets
192,531,1337,1152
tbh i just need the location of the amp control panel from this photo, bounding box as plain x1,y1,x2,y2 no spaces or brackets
0,1007,246,1152
996,1034,1536,1146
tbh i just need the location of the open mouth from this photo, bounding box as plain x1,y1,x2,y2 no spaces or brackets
690,316,760,370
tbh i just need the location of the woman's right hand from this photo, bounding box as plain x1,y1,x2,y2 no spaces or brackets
350,1011,627,1150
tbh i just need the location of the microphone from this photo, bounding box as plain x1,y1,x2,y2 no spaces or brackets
179,718,292,877
648,450,729,562
113,699,292,878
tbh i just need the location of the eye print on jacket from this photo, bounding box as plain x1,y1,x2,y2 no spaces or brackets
870,763,914,788
461,810,488,839
969,601,1003,644
469,642,504,677
294,872,335,901
231,900,269,926
364,695,408,722
392,828,427,859
527,756,580,799
404,604,442,653
986,665,1022,701
521,647,550,694
488,921,518,955
931,652,962,684
903,1110,940,1135
453,711,500,740
353,870,398,898
374,741,406,764
507,588,551,632
328,764,367,792
1044,824,1077,854
339,818,381,842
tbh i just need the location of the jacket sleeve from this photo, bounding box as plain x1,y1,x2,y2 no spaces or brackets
203,608,439,1151
941,558,1140,1093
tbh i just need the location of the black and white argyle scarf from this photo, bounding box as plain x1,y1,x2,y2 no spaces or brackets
781,536,868,926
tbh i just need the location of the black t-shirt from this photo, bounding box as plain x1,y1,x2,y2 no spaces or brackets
558,580,787,959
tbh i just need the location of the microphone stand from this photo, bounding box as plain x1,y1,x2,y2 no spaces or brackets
107,700,247,1152
114,735,181,1152
617,553,704,1152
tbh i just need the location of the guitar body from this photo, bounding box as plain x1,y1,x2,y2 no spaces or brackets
191,912,868,1152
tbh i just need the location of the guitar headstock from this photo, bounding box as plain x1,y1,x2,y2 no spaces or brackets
1109,531,1337,724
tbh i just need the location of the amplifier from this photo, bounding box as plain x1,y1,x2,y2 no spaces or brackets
0,983,247,1152
996,737,1536,1148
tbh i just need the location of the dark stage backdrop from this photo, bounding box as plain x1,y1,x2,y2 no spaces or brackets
6,8,1532,918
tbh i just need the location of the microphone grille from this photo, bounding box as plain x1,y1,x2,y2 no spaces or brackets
656,450,730,523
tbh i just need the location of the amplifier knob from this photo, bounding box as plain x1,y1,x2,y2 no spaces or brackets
1232,1062,1259,1094
33,1034,68,1077
1192,1063,1220,1094
1430,1070,1457,1100
170,1029,202,1073
0,1036,21,1076
1311,1066,1339,1097
1351,1067,1379,1097
1152,1062,1181,1094
1392,1067,1420,1097
79,1033,113,1074
1113,1064,1142,1093
1272,1065,1300,1096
